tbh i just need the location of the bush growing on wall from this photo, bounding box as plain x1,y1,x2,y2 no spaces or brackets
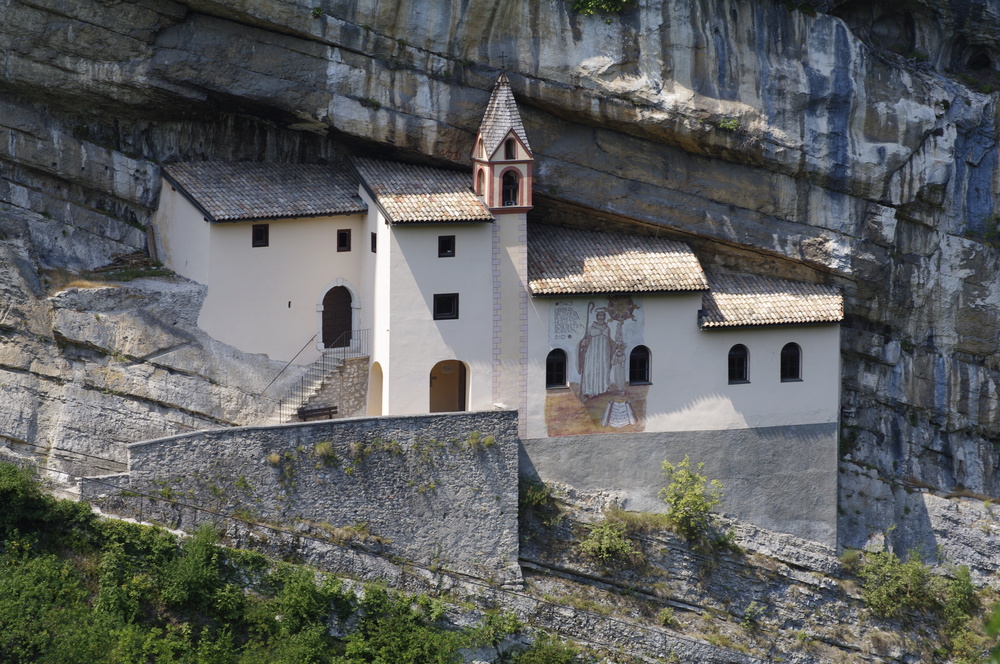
571,0,634,15
658,455,724,541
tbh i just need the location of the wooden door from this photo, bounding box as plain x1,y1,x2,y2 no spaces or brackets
322,286,352,348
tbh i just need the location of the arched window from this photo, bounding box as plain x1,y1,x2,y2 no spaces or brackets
628,345,651,384
505,138,516,160
546,349,567,388
728,344,749,384
502,171,519,206
780,342,801,381
476,169,485,196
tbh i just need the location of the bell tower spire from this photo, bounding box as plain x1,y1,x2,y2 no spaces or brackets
471,72,533,212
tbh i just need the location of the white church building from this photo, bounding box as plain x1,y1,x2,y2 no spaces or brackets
152,74,844,545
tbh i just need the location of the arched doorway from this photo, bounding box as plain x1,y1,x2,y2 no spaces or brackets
429,360,466,413
366,362,383,416
322,286,352,348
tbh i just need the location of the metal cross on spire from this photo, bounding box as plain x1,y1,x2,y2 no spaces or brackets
500,51,506,72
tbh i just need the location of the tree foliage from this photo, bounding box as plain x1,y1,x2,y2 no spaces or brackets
570,0,634,15
658,455,724,541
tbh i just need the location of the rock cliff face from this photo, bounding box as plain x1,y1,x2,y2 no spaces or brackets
3,0,1000,551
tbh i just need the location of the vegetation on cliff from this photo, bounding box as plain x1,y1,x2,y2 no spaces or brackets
0,463,572,664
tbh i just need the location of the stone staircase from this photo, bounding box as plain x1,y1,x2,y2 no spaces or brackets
272,330,370,423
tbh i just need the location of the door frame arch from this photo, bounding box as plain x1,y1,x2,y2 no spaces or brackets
429,359,468,413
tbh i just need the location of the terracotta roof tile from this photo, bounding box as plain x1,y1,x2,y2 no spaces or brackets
478,72,531,158
528,224,709,295
163,162,366,222
700,273,843,328
353,158,493,224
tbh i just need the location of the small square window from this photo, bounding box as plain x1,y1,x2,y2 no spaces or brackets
438,235,456,257
252,224,269,247
337,229,351,252
370,232,377,253
433,293,459,320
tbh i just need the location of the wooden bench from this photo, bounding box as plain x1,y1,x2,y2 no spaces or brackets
297,405,338,421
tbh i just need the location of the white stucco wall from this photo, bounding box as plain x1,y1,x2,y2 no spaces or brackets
383,222,496,414
152,180,211,284
198,214,366,363
526,293,841,439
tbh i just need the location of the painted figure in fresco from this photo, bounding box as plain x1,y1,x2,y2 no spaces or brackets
578,308,613,398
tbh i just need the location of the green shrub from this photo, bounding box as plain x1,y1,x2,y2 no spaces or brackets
338,586,466,664
571,0,634,15
858,550,934,619
519,478,561,525
658,456,723,541
468,609,522,648
161,523,226,612
578,519,640,566
512,633,580,664
0,463,96,552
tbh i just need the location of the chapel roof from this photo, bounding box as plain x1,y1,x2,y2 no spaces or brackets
700,273,843,328
162,162,366,222
478,72,532,158
352,158,494,224
527,224,710,295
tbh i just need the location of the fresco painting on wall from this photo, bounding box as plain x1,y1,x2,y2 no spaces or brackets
545,295,648,436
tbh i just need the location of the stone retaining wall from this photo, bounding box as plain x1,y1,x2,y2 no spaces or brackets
83,410,520,584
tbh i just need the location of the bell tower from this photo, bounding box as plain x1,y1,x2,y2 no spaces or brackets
471,72,533,212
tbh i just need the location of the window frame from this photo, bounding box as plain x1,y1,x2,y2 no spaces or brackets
433,293,459,320
501,171,519,206
780,342,802,382
251,224,269,248
505,138,516,160
438,235,456,258
728,344,749,384
546,349,568,389
628,345,651,385
337,229,352,252
370,231,377,253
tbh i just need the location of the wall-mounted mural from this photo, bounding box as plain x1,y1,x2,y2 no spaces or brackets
545,295,647,436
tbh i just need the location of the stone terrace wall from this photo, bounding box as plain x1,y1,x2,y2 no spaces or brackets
83,410,520,584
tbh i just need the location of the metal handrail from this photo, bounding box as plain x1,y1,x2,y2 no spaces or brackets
260,334,318,397
276,329,370,422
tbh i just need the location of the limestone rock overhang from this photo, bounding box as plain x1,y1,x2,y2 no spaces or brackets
351,157,494,225
699,272,844,329
527,223,710,296
161,161,367,223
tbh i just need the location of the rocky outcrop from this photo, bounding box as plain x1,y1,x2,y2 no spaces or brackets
4,0,1000,548
0,202,303,479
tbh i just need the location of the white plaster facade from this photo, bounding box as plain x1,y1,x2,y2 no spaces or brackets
151,74,842,444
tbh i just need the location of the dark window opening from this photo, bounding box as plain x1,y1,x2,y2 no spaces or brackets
433,293,459,320
728,344,749,384
438,235,456,257
370,232,377,253
546,349,567,388
252,224,269,247
502,171,519,206
505,138,516,160
337,229,351,252
780,342,802,381
629,345,651,384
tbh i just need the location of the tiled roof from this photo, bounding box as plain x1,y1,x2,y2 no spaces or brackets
162,162,366,222
527,224,709,295
700,273,843,328
478,72,531,158
352,158,494,224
